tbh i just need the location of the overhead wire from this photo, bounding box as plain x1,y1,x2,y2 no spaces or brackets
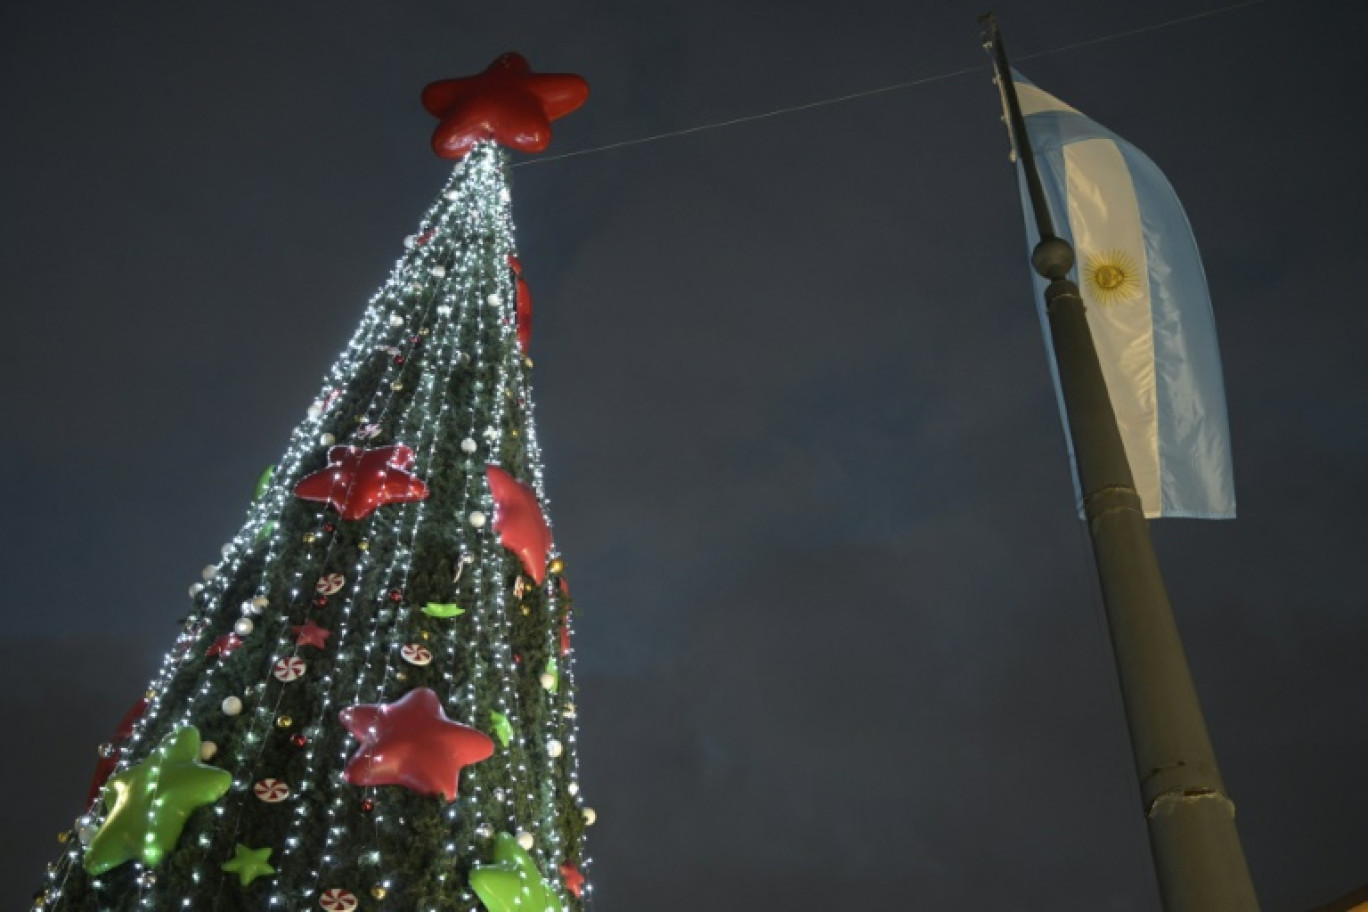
516,0,1269,168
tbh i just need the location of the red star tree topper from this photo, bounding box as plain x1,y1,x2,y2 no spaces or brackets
486,465,553,584
339,688,494,802
293,444,429,521
421,52,589,160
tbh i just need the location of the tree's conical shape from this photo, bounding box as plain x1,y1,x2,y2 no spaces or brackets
36,142,592,911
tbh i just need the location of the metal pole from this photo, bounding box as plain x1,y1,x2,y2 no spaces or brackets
979,14,1260,911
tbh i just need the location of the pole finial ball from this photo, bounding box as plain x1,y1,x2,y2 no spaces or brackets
1032,237,1075,280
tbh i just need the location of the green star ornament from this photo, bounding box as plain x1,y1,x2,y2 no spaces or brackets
470,832,562,912
82,726,231,875
489,711,514,748
422,602,465,618
222,843,275,885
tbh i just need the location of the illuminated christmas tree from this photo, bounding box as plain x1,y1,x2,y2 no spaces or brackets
36,53,595,912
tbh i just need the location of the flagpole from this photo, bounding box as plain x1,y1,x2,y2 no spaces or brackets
978,14,1260,912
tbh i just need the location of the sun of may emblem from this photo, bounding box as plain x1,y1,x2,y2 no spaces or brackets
1082,249,1143,305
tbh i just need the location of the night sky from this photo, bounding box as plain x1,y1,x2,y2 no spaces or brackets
4,1,1367,909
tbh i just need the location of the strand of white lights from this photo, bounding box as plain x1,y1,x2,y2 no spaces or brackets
496,154,589,906
475,155,552,873
432,143,531,910
277,171,468,901
444,173,497,907
287,155,476,907
175,215,432,901
436,144,521,909
284,379,415,900
480,156,573,896
333,279,459,891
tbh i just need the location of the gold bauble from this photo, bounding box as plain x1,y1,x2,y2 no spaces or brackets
56,831,70,844
519,605,531,616
303,532,316,543
390,381,403,391
358,540,370,551
275,715,293,729
548,558,565,575
371,885,388,900
145,689,157,700
420,631,430,641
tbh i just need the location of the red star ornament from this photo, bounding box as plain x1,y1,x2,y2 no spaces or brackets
421,52,589,160
509,255,533,353
206,633,244,658
294,445,429,521
338,688,494,802
485,466,552,584
560,862,586,898
292,620,332,650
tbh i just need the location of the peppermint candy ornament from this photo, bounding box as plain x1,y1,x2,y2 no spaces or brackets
253,778,291,803
315,573,346,596
273,657,306,682
401,644,433,667
319,888,358,911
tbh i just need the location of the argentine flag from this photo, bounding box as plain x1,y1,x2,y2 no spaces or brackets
1015,74,1235,519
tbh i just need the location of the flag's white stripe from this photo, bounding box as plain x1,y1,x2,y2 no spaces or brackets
1062,138,1162,515
1016,82,1078,116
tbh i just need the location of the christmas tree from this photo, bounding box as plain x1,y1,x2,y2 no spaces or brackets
35,53,594,912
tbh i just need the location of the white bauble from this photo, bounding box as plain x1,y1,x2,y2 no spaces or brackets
221,697,243,717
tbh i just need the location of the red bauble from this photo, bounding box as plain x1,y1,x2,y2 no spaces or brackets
293,445,430,521
509,256,533,353
421,52,589,160
291,734,308,748
338,688,494,802
485,466,552,584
